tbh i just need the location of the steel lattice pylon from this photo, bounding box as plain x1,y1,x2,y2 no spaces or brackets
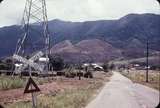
16,0,50,56
13,0,50,74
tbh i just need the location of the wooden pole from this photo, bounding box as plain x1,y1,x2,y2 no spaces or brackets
146,39,149,82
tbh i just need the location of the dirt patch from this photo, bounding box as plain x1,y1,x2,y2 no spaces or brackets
0,81,59,103
0,71,112,106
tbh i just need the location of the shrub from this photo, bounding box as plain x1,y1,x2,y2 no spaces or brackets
102,64,108,72
49,55,64,71
84,72,93,78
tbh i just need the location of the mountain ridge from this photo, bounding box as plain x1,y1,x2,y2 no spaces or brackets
0,13,159,61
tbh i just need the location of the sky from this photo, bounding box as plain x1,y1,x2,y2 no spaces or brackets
0,0,160,27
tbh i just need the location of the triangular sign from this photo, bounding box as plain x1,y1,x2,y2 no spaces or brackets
24,77,40,93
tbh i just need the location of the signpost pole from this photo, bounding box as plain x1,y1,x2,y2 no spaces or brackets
32,93,37,108
29,66,37,108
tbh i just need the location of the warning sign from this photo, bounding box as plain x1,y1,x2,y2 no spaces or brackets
24,77,40,94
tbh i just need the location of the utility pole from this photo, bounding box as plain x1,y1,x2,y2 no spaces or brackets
146,39,149,82
153,1,159,107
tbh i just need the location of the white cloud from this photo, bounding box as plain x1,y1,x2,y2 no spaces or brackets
0,0,159,27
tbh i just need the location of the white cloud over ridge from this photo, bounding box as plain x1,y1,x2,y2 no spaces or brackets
0,0,159,27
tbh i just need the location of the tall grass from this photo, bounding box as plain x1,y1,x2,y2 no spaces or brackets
121,70,159,90
8,88,96,108
6,72,112,108
7,80,104,108
0,76,53,90
0,76,25,90
38,89,92,108
6,102,31,108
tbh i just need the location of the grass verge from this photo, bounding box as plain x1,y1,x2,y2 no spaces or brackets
121,70,159,90
0,75,53,90
0,76,25,90
6,72,112,108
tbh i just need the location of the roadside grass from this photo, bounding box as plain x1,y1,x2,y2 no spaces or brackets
39,86,100,108
6,71,112,108
121,70,159,90
7,82,102,108
6,102,31,108
0,75,53,90
0,76,25,90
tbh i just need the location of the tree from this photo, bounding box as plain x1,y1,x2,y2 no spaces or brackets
5,58,13,64
102,62,109,72
109,64,115,70
49,55,64,71
0,59,2,63
0,58,14,70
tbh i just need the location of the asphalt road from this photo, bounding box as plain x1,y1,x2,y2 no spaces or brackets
86,71,159,108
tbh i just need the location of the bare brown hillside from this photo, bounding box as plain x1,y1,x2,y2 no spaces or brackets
51,39,122,62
